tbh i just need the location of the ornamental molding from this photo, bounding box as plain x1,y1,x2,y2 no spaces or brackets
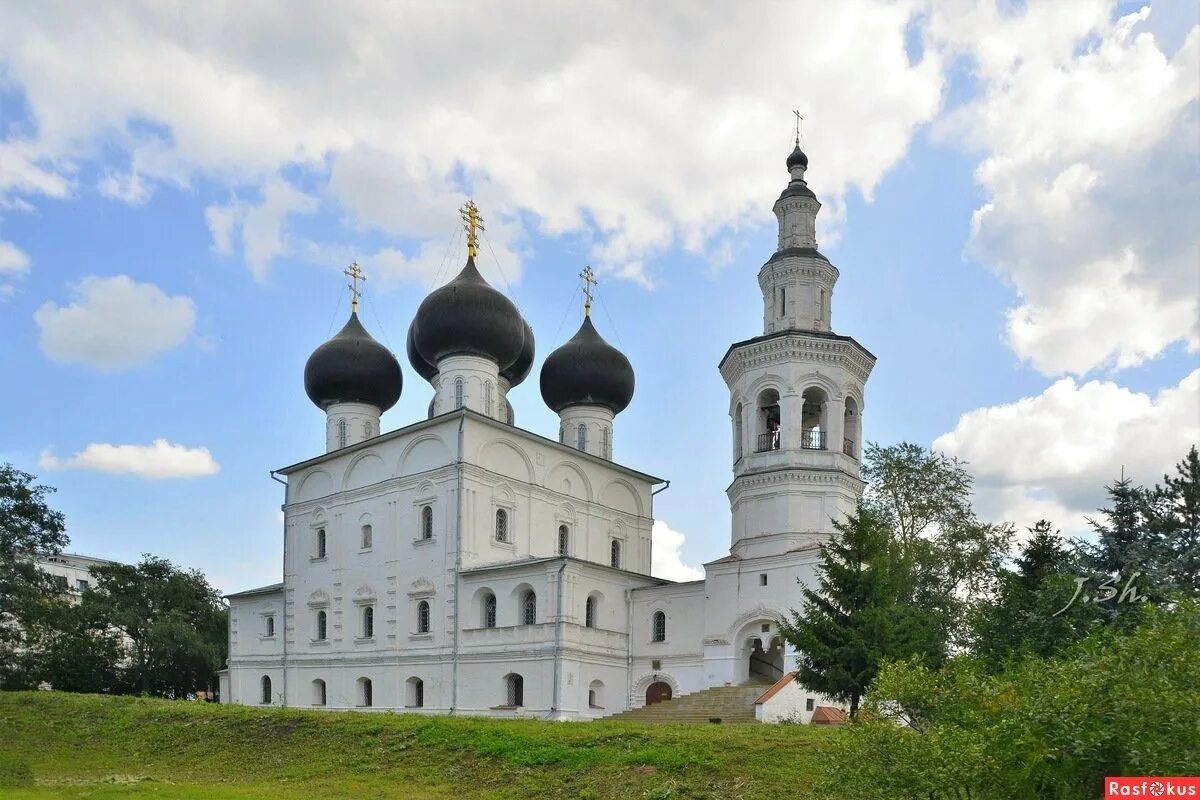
721,334,875,385
727,469,866,502
758,261,839,288
306,589,330,608
407,577,436,599
352,584,377,605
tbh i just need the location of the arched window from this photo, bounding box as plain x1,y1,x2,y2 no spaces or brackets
652,610,667,642
557,524,569,556
585,596,596,628
312,679,326,707
265,616,275,637
601,426,611,459
362,420,372,439
588,679,604,709
358,677,373,708
486,381,494,416
505,673,524,707
260,675,272,704
756,388,781,452
316,528,327,559
843,396,861,459
576,423,587,451
362,606,374,638
454,378,464,409
417,600,431,633
495,509,508,543
483,593,497,628
421,505,433,539
316,610,328,640
337,418,348,448
801,387,829,450
610,539,621,569
734,402,744,460
778,285,786,318
521,591,536,625
407,677,424,708
361,524,373,549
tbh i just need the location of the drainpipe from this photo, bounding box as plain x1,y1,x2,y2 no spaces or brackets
549,560,567,719
625,587,633,710
270,470,288,706
451,412,465,714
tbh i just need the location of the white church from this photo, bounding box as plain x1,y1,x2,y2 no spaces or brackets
219,139,874,723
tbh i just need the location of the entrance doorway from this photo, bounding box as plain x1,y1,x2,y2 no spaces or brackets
748,636,785,682
645,681,672,705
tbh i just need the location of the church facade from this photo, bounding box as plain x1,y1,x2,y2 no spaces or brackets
219,142,875,721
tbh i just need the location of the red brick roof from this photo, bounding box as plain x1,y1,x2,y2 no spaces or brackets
753,671,797,705
811,705,847,725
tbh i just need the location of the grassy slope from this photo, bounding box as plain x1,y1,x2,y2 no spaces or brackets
0,692,837,800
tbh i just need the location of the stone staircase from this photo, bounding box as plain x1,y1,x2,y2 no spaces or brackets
604,678,774,725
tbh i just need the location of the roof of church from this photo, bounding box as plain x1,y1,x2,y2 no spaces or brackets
303,312,402,412
225,582,283,599
273,407,665,486
540,316,635,415
459,555,671,585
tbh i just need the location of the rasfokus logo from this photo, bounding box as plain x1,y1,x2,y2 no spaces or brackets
1106,778,1200,797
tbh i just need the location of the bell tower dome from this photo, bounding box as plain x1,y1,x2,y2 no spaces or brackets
718,138,876,559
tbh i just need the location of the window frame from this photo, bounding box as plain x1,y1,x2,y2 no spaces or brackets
416,600,431,634
651,610,667,643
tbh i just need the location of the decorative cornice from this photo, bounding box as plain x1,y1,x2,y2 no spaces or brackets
720,330,875,385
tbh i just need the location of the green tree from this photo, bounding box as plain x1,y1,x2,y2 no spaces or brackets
20,600,123,694
1145,445,1200,598
971,520,1096,669
0,464,69,687
861,443,1013,647
780,507,899,719
84,556,227,698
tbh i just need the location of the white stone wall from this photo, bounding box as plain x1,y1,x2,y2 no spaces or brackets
324,402,382,453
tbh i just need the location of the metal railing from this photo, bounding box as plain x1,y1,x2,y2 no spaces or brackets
755,432,781,453
800,429,826,450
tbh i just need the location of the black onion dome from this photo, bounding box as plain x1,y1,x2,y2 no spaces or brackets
786,143,809,170
304,312,402,412
411,256,525,370
502,319,535,387
407,321,438,382
540,317,635,415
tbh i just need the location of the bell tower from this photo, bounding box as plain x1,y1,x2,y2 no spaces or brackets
718,138,876,559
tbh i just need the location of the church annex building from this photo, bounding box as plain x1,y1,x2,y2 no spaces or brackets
219,140,875,723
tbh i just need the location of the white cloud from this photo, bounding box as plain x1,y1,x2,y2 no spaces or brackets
39,439,220,480
651,520,704,582
98,169,150,204
930,5,1200,376
34,275,198,371
0,240,30,274
0,1,943,286
205,177,318,280
934,369,1200,534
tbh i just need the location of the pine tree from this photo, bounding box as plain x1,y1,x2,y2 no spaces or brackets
1146,446,1200,598
780,507,895,719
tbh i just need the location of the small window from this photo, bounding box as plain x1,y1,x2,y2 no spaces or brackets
557,524,569,556
454,378,464,409
260,675,272,704
495,509,509,543
759,573,768,587
486,381,494,416
362,420,372,439
610,540,621,569
521,591,536,626
806,698,815,712
417,600,431,634
316,610,328,640
75,578,89,592
588,689,597,707
601,426,611,459
362,606,374,638
361,524,373,549
505,673,524,707
761,623,771,633
358,677,373,708
585,596,596,629
421,505,433,540
313,679,327,706
652,610,666,642
576,423,587,451
338,418,348,448
266,616,275,637
651,659,661,671
316,528,327,559
778,286,786,317
483,593,497,628
408,677,424,708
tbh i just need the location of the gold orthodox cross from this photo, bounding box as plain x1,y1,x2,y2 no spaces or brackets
345,260,366,313
460,200,485,259
581,265,597,318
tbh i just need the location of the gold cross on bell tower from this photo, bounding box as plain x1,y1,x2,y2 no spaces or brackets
345,260,366,313
580,265,597,318
793,109,803,146
460,200,485,259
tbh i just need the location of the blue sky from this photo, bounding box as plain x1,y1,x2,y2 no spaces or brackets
1,1,1197,590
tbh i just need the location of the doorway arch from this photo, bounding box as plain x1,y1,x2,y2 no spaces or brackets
645,681,672,705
